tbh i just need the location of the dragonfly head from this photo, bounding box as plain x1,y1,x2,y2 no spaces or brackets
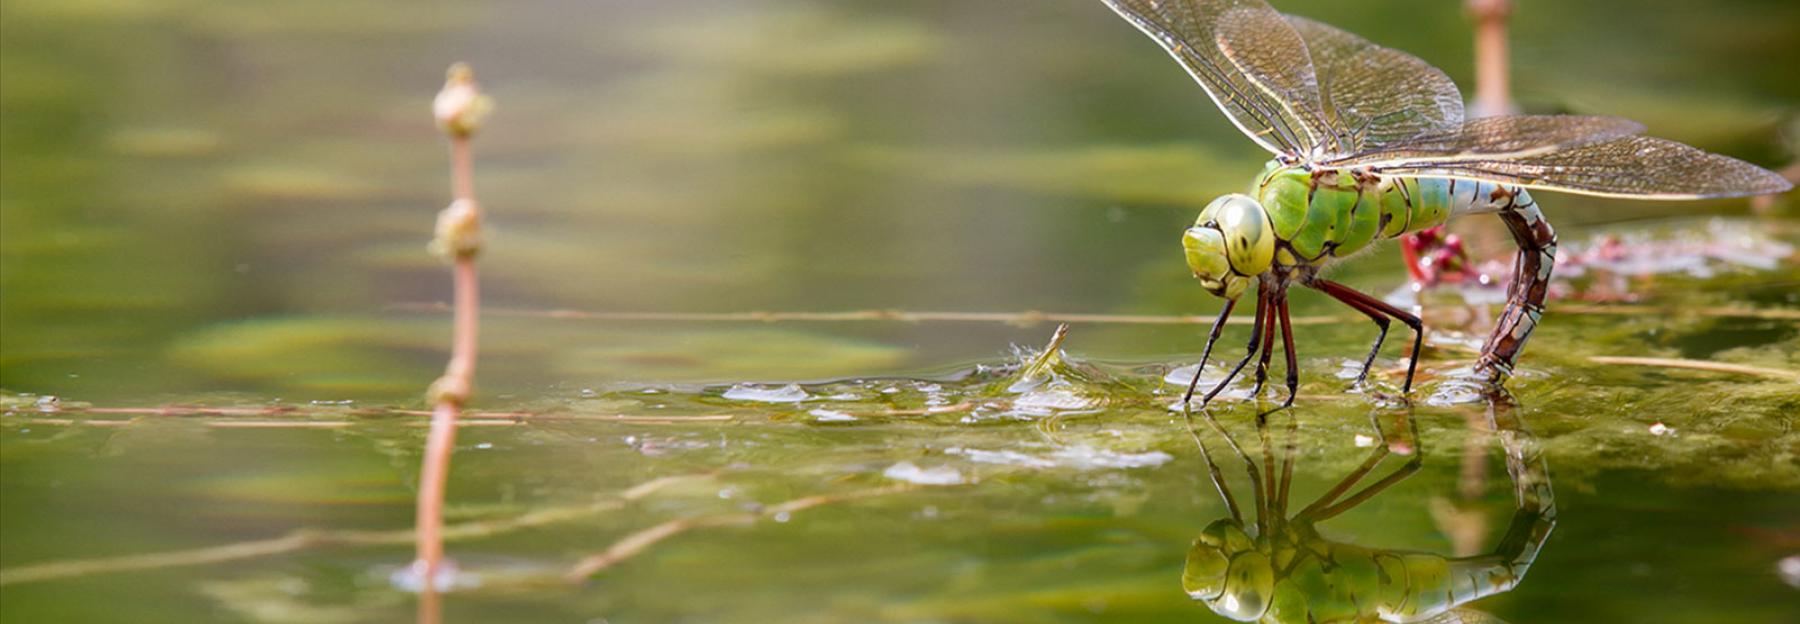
1185,519,1273,621
1184,194,1274,299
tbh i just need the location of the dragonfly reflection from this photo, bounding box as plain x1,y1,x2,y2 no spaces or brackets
1180,399,1554,623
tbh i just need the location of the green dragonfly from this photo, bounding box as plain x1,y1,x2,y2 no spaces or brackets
1181,399,1554,623
1101,0,1792,406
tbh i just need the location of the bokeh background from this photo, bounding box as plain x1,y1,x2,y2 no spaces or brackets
4,0,1794,402
3,1,1797,622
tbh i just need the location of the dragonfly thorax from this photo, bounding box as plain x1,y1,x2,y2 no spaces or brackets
1182,194,1276,299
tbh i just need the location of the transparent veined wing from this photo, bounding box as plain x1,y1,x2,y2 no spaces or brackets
1420,608,1511,624
1347,125,1792,199
1284,15,1464,154
1320,115,1646,166
1102,0,1336,157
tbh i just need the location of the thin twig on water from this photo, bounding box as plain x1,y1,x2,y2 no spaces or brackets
0,473,712,587
1,403,736,425
388,303,1345,327
1554,304,1800,321
563,485,918,582
1587,356,1800,381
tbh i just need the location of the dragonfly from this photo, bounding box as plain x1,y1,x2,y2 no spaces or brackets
1181,400,1555,623
1101,0,1792,407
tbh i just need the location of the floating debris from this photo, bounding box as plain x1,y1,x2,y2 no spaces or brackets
882,462,965,486
721,383,810,403
1780,555,1800,590
388,558,479,594
808,409,857,423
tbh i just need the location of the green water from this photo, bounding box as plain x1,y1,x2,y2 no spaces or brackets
2,0,1797,622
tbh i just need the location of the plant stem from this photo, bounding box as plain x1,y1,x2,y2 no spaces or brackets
413,63,492,606
1468,0,1514,118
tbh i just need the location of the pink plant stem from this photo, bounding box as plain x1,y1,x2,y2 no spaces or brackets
413,387,459,578
416,111,481,610
450,138,476,212
1469,0,1513,117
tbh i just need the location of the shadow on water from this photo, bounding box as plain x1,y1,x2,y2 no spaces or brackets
1179,395,1554,623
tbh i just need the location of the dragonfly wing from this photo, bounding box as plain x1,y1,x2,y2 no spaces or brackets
1419,608,1511,624
1363,134,1793,199
1284,15,1463,154
1103,0,1335,157
1324,115,1646,164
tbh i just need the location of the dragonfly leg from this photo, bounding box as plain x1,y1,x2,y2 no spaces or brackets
1276,294,1299,409
1181,299,1239,405
1252,294,1302,419
1321,287,1391,386
1249,296,1279,401
1475,193,1557,381
1309,279,1423,394
1200,285,1272,406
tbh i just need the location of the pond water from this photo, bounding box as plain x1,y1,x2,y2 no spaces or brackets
2,0,1797,622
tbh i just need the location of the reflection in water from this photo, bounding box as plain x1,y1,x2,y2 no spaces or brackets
1180,399,1554,623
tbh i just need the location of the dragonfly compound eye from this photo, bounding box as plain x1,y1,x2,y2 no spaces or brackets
1182,230,1251,299
1183,536,1230,601
1206,553,1274,621
1210,194,1275,276
1183,227,1232,286
1187,520,1259,603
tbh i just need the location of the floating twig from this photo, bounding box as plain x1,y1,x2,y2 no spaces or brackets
1556,304,1800,321
388,303,1345,327
4,403,736,426
563,484,918,582
0,472,711,587
1588,356,1800,381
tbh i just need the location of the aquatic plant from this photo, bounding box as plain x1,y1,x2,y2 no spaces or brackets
407,63,494,605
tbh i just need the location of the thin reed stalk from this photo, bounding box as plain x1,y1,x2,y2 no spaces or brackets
1466,0,1514,117
411,63,494,603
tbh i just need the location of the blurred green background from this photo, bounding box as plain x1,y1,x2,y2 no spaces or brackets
2,1,1796,622
3,0,1794,402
